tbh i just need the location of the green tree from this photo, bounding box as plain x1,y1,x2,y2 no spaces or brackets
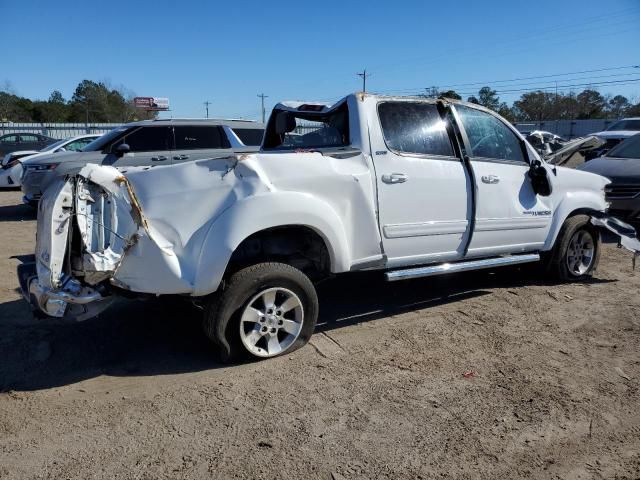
439,90,462,100
607,95,630,119
476,86,500,111
576,89,607,119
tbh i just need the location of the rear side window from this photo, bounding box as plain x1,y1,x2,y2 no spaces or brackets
456,105,525,163
232,128,264,146
378,102,454,157
121,127,171,152
174,126,230,150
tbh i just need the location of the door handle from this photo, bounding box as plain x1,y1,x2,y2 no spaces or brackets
173,155,189,160
481,175,500,184
151,155,167,161
381,173,408,184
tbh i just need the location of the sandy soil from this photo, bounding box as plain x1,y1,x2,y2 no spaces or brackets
1,189,639,479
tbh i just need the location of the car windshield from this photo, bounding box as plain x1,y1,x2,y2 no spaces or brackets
606,119,640,131
40,139,67,151
606,134,640,159
81,127,130,151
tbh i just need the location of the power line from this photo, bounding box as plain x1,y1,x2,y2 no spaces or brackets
257,93,269,124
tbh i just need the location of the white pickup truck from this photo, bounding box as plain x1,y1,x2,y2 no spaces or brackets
19,93,640,361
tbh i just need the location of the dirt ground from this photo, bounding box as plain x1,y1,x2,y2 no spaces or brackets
1,188,639,480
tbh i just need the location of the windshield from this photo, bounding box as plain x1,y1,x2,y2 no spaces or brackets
606,119,640,131
263,103,350,150
81,127,131,152
606,134,640,159
41,139,67,151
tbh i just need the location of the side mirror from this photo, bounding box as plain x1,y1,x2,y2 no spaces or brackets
56,147,66,153
528,159,552,196
115,143,130,157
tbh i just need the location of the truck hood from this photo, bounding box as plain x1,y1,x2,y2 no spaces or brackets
545,136,605,165
576,157,640,184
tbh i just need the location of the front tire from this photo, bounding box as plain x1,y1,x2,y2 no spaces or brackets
544,214,600,281
203,262,318,362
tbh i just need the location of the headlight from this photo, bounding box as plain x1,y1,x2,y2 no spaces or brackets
24,163,59,172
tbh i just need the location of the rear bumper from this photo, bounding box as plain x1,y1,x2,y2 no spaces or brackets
18,262,111,320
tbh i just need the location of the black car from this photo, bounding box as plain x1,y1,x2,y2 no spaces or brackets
578,133,640,228
0,132,57,156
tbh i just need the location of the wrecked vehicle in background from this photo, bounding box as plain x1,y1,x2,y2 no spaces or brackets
586,117,640,160
525,130,567,156
19,93,640,362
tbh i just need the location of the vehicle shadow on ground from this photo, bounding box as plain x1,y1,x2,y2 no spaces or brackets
0,202,36,222
0,266,616,392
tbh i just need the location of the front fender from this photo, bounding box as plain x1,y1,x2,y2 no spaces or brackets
192,191,352,296
543,190,607,250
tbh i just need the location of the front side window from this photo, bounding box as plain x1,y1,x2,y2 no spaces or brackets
119,127,171,152
456,105,525,163
65,138,94,152
174,126,230,150
378,102,454,157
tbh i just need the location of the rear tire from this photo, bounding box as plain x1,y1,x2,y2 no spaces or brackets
203,262,318,363
544,214,600,281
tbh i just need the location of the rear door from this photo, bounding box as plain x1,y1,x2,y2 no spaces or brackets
452,104,552,256
371,100,472,267
108,126,172,167
171,125,233,164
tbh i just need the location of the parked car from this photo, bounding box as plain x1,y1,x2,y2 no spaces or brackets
586,117,640,160
0,132,56,157
18,93,639,362
20,119,264,205
0,134,100,188
577,133,640,229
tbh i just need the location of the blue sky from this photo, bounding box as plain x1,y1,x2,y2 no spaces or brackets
2,0,639,120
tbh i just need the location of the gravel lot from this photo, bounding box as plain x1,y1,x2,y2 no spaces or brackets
1,188,639,479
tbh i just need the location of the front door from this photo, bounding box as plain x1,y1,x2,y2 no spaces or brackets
452,104,552,257
371,100,472,267
106,126,173,167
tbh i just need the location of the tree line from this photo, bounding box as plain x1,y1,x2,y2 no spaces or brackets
0,80,157,123
1,79,639,124
435,87,640,122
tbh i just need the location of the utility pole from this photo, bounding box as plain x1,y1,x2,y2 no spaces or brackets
357,69,371,92
204,101,212,119
425,86,439,98
257,93,269,123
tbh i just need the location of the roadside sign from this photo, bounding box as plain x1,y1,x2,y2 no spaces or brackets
133,97,170,111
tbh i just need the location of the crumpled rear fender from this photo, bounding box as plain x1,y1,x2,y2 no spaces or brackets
191,191,351,296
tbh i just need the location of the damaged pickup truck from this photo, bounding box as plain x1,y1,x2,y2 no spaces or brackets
19,93,640,361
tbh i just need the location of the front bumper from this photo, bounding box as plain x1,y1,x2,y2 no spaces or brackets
18,262,112,321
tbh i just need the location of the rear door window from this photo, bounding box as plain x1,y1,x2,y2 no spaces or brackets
378,102,455,157
174,126,230,150
232,128,264,146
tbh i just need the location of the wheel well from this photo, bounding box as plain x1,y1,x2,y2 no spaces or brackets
226,226,331,280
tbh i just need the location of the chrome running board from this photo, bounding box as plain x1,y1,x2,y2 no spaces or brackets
385,253,540,282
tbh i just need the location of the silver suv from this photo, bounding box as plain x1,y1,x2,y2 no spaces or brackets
21,118,264,205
